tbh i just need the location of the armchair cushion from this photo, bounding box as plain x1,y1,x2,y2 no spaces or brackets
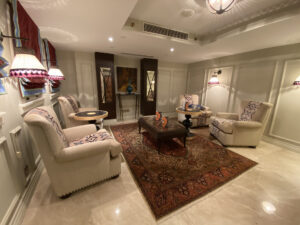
233,121,262,129
69,129,113,147
64,124,97,142
216,112,239,120
211,117,234,134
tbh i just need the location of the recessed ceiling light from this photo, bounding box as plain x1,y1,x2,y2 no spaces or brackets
108,37,114,42
170,48,175,52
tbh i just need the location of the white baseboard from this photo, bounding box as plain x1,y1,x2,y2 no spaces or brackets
5,161,43,225
263,135,300,153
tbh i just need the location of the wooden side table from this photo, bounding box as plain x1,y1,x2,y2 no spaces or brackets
176,107,203,139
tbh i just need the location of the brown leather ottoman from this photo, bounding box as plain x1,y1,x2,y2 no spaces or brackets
138,116,187,150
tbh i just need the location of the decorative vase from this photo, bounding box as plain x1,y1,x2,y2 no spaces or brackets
127,84,133,94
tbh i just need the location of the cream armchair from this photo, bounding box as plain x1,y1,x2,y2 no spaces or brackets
58,95,98,128
210,101,273,147
24,106,121,198
178,94,212,127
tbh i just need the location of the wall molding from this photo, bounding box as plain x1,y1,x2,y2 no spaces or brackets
0,112,6,128
268,58,300,147
19,97,45,116
263,135,300,153
6,161,43,225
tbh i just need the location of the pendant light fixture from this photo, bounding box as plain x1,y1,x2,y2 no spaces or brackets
9,47,48,78
206,0,237,14
208,70,221,85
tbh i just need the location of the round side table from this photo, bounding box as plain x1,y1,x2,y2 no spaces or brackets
73,110,108,126
176,107,203,139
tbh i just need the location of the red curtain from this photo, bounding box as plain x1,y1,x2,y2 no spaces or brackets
16,1,42,61
48,41,57,66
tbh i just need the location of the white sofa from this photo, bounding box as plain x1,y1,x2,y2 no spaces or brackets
24,106,121,197
178,94,212,127
210,101,273,147
58,95,98,128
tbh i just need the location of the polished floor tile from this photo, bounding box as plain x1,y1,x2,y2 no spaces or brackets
21,128,300,225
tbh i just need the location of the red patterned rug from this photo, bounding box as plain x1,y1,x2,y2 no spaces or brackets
111,123,257,219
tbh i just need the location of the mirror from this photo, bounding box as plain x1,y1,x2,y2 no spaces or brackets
146,70,155,101
99,67,113,103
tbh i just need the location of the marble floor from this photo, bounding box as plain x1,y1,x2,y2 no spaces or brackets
21,128,300,225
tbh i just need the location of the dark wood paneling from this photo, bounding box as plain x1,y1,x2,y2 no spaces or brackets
140,58,158,115
95,52,116,119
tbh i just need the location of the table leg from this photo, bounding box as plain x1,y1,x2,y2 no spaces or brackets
138,123,141,134
182,114,195,139
183,134,187,147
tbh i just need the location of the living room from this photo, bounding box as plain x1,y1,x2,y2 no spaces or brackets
0,0,300,225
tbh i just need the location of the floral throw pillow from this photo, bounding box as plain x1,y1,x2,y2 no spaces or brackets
240,101,262,121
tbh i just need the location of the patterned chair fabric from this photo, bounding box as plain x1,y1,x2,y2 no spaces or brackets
209,100,273,147
178,94,213,127
70,130,112,147
24,106,122,197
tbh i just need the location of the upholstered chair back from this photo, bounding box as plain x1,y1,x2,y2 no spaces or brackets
24,106,69,159
179,94,199,107
239,101,273,123
58,96,78,128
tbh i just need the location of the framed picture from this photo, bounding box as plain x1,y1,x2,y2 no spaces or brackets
0,79,6,95
116,67,137,93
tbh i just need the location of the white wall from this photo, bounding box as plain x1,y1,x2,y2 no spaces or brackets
0,2,60,224
188,43,300,151
157,62,188,117
57,51,189,120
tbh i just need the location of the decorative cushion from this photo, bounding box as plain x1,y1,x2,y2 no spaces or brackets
240,101,262,121
70,130,113,147
28,108,69,147
65,96,79,113
211,117,234,134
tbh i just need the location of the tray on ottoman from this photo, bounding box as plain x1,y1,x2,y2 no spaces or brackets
138,116,187,150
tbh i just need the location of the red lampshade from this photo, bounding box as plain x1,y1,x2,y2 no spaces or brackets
9,48,48,78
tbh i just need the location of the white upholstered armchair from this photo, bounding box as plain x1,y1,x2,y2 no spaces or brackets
58,95,98,128
24,106,121,198
178,94,212,127
210,101,273,147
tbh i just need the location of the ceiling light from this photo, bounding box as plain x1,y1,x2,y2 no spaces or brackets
108,37,114,42
206,0,237,14
9,48,48,78
170,48,175,52
262,201,276,214
293,75,300,85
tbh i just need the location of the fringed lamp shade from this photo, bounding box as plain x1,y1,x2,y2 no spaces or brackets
48,67,65,80
9,48,48,78
208,75,220,84
294,76,300,85
206,0,237,14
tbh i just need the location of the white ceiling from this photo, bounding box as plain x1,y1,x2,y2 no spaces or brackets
20,0,300,64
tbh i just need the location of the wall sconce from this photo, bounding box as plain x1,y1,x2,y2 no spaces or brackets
293,75,300,85
208,69,221,85
9,47,48,78
48,66,65,80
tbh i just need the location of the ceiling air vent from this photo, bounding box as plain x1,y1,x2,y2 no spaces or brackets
144,23,189,40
